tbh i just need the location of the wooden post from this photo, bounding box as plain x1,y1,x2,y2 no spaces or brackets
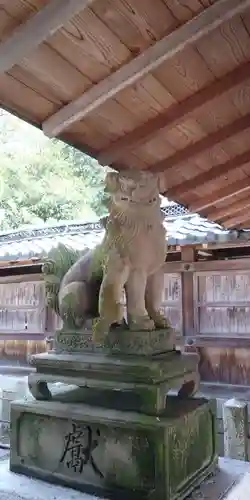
223,398,248,461
181,246,196,337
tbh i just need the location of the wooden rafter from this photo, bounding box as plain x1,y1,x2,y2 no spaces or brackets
189,179,250,213
166,149,250,198
207,197,250,222
99,65,250,166
0,0,95,74
223,209,250,228
238,221,250,229
151,114,250,173
42,0,250,138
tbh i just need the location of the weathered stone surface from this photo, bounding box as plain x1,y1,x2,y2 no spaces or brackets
11,169,216,500
42,170,171,343
28,350,200,413
55,326,176,356
10,396,217,500
223,398,248,461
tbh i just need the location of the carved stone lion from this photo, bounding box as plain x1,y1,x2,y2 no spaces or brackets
43,169,170,342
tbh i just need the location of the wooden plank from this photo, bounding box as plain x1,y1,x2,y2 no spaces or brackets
164,258,250,273
197,240,250,250
195,259,250,272
0,9,90,102
163,262,184,273
195,268,250,336
98,62,250,166
168,237,250,253
190,335,250,348
162,273,183,334
167,149,250,198
224,210,250,228
199,346,250,386
189,179,250,213
0,72,57,122
238,220,250,229
181,247,196,336
151,114,250,173
207,198,250,222
0,0,95,74
168,235,250,252
197,302,250,308
0,333,46,340
42,0,250,138
92,1,179,54
0,274,43,284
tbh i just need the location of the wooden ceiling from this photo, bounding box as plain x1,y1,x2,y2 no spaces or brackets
2,0,250,228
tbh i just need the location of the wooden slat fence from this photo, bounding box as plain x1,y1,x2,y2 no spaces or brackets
2,256,250,385
0,274,47,360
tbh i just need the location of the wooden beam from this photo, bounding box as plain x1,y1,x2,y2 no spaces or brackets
0,333,46,341
99,67,250,167
163,257,250,273
207,197,250,222
181,247,196,337
98,64,250,167
43,0,250,138
189,335,250,349
237,221,250,229
189,179,250,213
151,114,250,173
195,257,250,271
223,210,250,229
166,149,250,199
0,0,95,74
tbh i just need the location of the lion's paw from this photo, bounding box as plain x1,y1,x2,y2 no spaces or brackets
92,318,109,345
128,315,155,332
150,312,171,329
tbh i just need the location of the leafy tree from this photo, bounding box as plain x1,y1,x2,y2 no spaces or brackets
0,110,107,230
62,145,108,216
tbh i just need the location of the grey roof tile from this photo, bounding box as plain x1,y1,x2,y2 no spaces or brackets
0,203,245,262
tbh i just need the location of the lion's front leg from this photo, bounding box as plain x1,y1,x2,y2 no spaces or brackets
126,270,155,331
145,268,171,329
93,253,129,343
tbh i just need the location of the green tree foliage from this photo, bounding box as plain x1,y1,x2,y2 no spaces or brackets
0,110,108,230
62,144,107,217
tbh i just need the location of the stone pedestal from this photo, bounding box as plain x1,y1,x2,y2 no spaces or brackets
27,349,200,414
10,395,217,500
9,328,217,499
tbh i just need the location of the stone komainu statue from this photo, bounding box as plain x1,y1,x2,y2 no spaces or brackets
42,169,170,342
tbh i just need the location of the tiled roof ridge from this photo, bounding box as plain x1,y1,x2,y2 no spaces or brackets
0,204,189,244
0,221,103,244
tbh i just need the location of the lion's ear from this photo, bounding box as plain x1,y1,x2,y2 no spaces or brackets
105,171,119,192
157,173,166,194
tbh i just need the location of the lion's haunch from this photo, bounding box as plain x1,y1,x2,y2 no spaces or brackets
58,249,103,325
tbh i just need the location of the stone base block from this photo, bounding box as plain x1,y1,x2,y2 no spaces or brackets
10,396,217,500
28,350,200,414
55,327,176,356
